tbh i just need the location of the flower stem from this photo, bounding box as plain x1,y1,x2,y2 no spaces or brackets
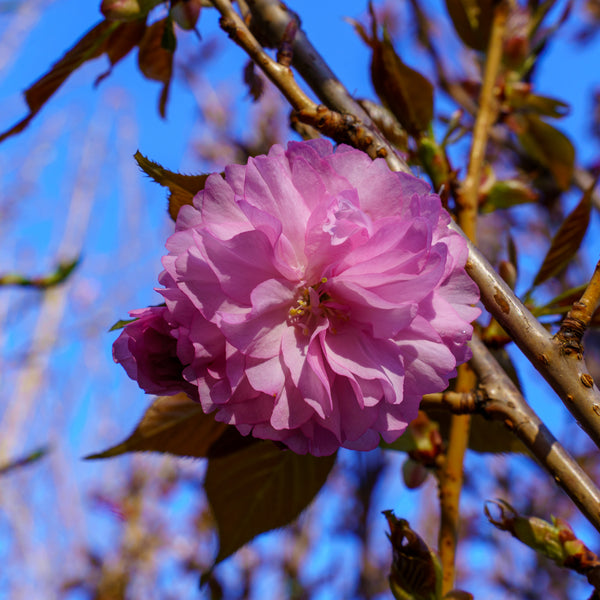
438,3,508,594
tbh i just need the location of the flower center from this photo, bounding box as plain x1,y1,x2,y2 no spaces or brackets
288,277,350,335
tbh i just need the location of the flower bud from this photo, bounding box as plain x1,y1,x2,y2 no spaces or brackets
171,0,202,31
101,0,162,21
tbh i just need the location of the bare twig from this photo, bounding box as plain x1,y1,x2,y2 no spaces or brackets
420,392,478,413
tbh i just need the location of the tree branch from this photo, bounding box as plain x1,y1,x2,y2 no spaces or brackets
244,0,411,173
468,335,600,534
459,226,600,449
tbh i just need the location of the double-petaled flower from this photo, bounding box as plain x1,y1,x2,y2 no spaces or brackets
114,140,479,455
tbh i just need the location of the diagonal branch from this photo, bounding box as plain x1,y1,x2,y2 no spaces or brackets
468,335,600,534
459,225,600,449
244,0,411,173
214,0,600,454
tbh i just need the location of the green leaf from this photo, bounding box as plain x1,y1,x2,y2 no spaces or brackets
533,284,588,318
481,179,538,213
205,442,336,564
531,182,594,289
134,151,210,220
85,393,253,460
523,94,569,119
0,257,79,288
0,445,50,476
444,0,494,51
108,317,138,332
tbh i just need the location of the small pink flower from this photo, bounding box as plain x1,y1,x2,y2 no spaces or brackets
114,140,479,456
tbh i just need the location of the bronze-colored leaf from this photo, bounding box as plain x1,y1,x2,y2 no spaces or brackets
532,182,594,288
85,393,252,460
0,20,120,143
170,0,203,31
512,113,575,190
367,4,434,137
95,19,148,86
444,0,494,51
134,151,210,220
137,18,175,117
384,511,442,600
243,60,265,102
205,442,336,564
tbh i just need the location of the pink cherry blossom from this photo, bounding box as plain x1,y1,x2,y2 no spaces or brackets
114,140,480,456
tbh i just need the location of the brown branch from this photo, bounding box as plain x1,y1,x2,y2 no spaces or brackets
210,0,405,163
468,335,600,534
420,392,478,413
437,365,476,595
456,2,506,240
244,0,411,173
459,225,600,450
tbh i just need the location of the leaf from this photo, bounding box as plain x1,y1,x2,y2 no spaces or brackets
243,60,265,102
0,445,50,476
205,442,336,564
134,151,210,220
137,18,175,118
444,0,494,51
0,257,79,288
85,393,254,460
0,20,120,143
367,5,434,137
533,284,588,318
523,94,569,119
108,317,138,332
95,19,148,86
512,114,575,190
481,179,538,213
531,182,594,288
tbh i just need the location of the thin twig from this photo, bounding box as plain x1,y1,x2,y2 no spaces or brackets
421,392,478,413
438,365,476,594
